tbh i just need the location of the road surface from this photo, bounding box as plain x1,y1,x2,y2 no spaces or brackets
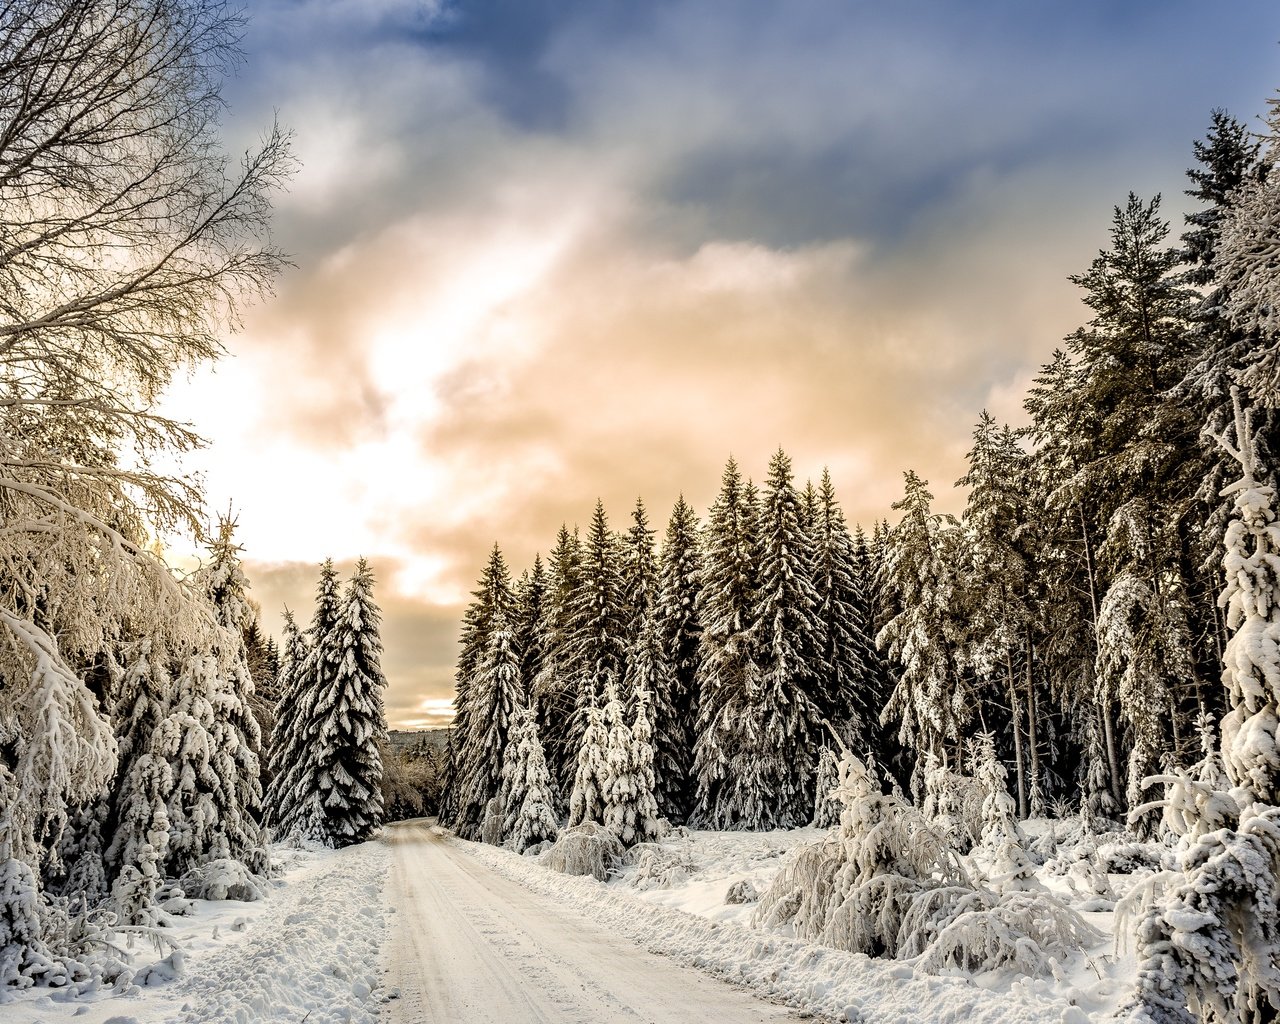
383,820,801,1023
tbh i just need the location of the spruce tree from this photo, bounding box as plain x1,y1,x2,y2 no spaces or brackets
654,495,702,823
812,468,878,756
192,518,265,863
878,471,969,767
568,700,609,827
752,448,826,827
692,458,764,828
311,558,388,846
515,555,549,702
533,526,584,798
566,502,628,767
1069,195,1202,818
622,498,659,647
501,706,558,854
263,610,309,830
443,545,517,827
458,603,523,840
957,413,1039,817
277,559,344,841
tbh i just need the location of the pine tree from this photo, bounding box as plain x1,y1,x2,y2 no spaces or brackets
622,498,659,647
532,526,584,799
623,610,674,824
263,610,309,830
455,554,522,840
692,458,765,828
191,518,265,863
1070,195,1203,817
812,468,878,756
811,746,841,828
878,471,969,765
653,495,702,823
501,706,558,854
597,680,660,847
752,448,826,827
515,555,549,702
309,558,388,846
566,502,628,767
568,700,609,827
443,545,517,827
275,559,344,841
957,413,1040,816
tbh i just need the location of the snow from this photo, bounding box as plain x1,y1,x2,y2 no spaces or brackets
4,840,389,1024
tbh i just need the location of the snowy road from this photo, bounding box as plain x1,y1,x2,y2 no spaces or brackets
383,821,801,1024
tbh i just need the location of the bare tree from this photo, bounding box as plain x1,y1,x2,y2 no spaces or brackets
0,0,291,979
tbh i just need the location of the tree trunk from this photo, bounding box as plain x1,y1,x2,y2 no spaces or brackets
1024,628,1043,816
1006,649,1027,819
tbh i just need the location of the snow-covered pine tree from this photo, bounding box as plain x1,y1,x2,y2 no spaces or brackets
515,555,548,703
565,502,628,768
274,559,344,841
624,609,675,829
1070,195,1204,806
622,498,658,652
878,471,969,768
812,468,878,758
812,746,841,828
457,602,523,841
971,733,1035,891
568,700,609,827
1217,96,1280,398
691,458,765,828
751,448,826,828
653,495,702,823
602,681,660,847
108,752,171,927
191,518,265,864
1128,392,1280,1023
263,610,309,830
501,706,559,854
532,526,584,799
307,558,388,847
443,545,517,828
957,413,1039,817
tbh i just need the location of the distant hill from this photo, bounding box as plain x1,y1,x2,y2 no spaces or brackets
387,728,451,756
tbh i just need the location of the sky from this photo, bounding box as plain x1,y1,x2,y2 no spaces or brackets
162,0,1280,730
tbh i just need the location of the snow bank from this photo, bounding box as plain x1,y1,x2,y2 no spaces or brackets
167,841,390,1023
5,840,390,1024
459,833,1088,1024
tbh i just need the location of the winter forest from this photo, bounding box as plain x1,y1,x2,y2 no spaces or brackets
441,102,1280,1022
8,0,1280,1022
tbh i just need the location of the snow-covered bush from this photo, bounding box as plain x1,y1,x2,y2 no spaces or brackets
178,859,265,902
725,878,760,905
756,750,1096,978
756,752,964,957
972,734,1037,892
920,752,984,853
907,889,1102,978
542,822,624,882
624,845,695,891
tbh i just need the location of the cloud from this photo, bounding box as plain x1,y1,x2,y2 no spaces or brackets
161,0,1280,727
